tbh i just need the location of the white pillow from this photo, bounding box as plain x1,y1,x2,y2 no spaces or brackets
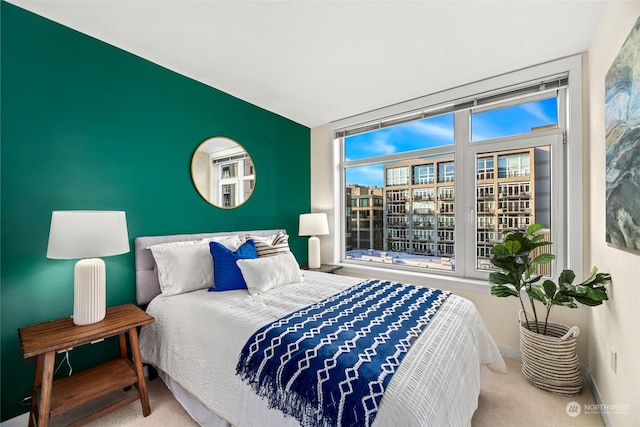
236,252,303,296
201,234,245,251
149,235,244,296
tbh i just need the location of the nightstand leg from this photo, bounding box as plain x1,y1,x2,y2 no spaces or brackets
118,332,132,391
36,351,55,427
127,327,151,416
28,355,43,427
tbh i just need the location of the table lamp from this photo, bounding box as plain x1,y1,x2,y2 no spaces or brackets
299,213,329,269
47,211,130,325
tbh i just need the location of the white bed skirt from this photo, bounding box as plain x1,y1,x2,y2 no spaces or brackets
158,355,476,427
158,369,231,427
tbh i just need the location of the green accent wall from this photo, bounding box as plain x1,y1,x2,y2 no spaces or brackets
0,2,310,421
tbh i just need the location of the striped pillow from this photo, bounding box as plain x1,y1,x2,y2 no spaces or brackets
249,231,290,258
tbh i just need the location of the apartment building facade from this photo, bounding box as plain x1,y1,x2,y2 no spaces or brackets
382,147,548,269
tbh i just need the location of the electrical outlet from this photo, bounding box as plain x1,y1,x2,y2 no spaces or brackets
610,348,617,373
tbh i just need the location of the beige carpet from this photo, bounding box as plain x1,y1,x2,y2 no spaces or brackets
471,358,603,427
51,358,603,427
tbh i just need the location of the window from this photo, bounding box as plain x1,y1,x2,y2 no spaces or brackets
477,157,494,180
333,56,582,286
471,97,558,142
386,167,409,186
498,152,530,178
413,164,435,185
438,161,455,183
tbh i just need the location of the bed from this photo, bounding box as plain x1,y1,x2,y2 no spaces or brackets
136,229,506,427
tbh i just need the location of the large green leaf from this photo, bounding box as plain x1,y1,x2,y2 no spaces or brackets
552,292,574,306
491,245,510,257
575,295,604,306
582,267,612,286
491,285,519,298
531,253,555,265
585,287,608,302
503,240,522,255
559,269,576,286
489,271,514,285
527,286,547,303
527,223,544,235
542,280,557,298
591,272,612,285
564,285,586,296
490,256,516,272
530,241,552,250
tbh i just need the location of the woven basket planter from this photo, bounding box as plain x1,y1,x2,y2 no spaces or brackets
518,311,582,396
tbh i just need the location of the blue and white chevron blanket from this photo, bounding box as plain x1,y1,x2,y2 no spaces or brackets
236,279,451,427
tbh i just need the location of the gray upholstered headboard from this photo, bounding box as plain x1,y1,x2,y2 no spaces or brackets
134,229,286,305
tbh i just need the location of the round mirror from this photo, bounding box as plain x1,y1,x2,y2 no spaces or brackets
191,136,256,208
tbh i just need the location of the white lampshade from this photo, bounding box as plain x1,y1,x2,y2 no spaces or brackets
47,211,129,325
47,211,130,259
299,213,329,269
298,213,329,237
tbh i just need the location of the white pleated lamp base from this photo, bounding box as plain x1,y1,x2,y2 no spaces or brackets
307,236,321,269
73,258,106,326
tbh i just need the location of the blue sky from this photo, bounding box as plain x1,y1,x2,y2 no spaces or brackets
345,97,557,187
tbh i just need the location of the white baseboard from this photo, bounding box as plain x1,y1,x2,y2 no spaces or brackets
582,366,612,427
498,345,522,360
1,412,28,427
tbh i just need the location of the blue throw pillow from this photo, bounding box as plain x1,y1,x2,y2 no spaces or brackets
208,239,257,292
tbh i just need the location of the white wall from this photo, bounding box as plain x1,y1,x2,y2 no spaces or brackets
310,124,336,264
586,2,640,426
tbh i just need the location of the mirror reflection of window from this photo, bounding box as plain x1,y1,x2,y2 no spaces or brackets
215,157,253,207
191,137,256,209
221,162,238,179
222,183,236,208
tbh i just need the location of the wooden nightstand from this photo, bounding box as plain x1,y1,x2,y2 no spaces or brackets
304,264,343,274
18,304,154,427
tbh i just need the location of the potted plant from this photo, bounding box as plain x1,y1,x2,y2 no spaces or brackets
489,223,611,396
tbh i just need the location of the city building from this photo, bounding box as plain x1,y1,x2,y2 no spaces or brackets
345,184,384,252
382,147,551,270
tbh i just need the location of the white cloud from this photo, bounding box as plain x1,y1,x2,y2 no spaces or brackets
404,120,454,140
359,134,396,156
520,102,552,123
372,135,396,155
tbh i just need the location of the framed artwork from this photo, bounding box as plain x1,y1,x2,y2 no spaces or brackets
605,17,640,251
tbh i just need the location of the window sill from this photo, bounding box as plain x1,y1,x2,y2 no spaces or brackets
335,262,493,295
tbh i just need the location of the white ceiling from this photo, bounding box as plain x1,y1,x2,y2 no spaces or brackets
8,0,606,128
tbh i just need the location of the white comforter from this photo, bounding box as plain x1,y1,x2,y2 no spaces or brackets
139,271,505,427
